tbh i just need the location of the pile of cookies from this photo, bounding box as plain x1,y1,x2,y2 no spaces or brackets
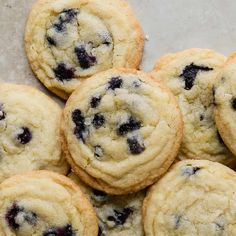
1,0,236,235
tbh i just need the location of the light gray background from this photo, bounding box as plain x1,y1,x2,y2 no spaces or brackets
1,0,236,101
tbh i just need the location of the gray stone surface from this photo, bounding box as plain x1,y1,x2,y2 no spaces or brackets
1,0,236,103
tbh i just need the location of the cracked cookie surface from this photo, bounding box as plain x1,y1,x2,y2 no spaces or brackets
69,172,144,236
214,53,236,157
0,83,69,182
25,0,144,99
143,160,236,236
61,68,183,194
151,48,236,166
0,171,97,236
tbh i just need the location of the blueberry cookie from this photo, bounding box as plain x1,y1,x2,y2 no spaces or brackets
143,160,236,236
69,172,144,236
151,48,236,166
0,171,98,235
0,83,69,182
61,68,183,194
214,53,236,157
25,0,144,99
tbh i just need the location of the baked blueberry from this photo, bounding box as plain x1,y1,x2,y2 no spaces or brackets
117,117,141,136
127,137,145,155
180,63,213,90
72,109,88,143
108,77,123,90
75,45,96,69
94,145,103,158
46,36,56,46
5,203,37,230
72,109,85,126
53,9,78,32
92,114,105,129
90,96,102,108
231,98,236,110
182,165,201,176
199,114,204,121
107,208,133,226
43,224,75,236
53,63,75,82
17,127,32,145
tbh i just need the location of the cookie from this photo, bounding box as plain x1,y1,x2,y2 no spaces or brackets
25,0,144,99
0,170,98,235
69,172,145,236
214,53,236,157
61,68,183,194
0,83,69,182
151,48,236,166
143,160,236,236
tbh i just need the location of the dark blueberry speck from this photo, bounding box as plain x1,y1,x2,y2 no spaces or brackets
90,96,102,108
199,114,204,121
53,63,75,82
180,63,213,90
174,215,182,229
117,117,141,136
17,127,32,145
92,113,105,129
182,165,201,176
127,137,145,155
215,222,224,231
43,224,75,236
47,36,56,46
5,203,37,231
75,45,96,69
231,98,236,110
107,208,133,226
133,79,142,88
94,145,103,158
108,77,123,90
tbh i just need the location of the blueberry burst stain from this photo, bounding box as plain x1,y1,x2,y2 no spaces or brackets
127,137,145,155
5,203,37,231
72,109,88,143
107,208,133,226
43,224,76,236
53,63,75,82
53,9,78,32
180,63,213,90
75,45,96,69
182,165,201,176
17,127,32,145
108,77,123,90
117,117,141,136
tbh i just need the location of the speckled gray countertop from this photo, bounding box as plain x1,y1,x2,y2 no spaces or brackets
1,0,236,102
